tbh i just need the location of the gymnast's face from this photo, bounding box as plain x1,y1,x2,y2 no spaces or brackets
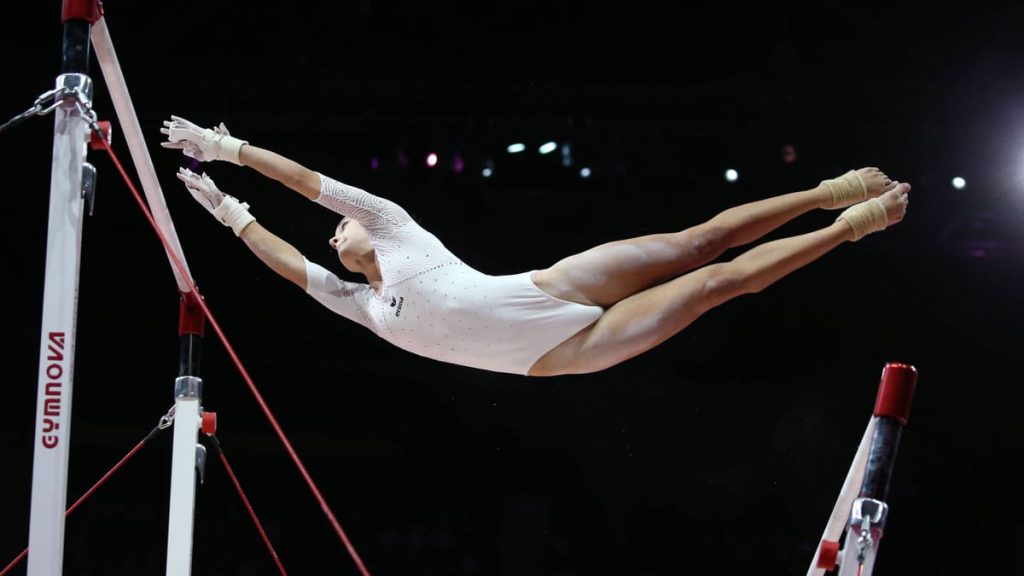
329,218,373,271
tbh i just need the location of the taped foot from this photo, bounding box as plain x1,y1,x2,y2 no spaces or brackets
836,182,910,240
822,167,894,209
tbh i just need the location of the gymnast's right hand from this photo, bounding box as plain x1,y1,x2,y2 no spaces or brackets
176,167,255,236
161,115,248,165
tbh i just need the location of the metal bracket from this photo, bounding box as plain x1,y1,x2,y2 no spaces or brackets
195,444,208,485
174,376,203,399
82,162,96,216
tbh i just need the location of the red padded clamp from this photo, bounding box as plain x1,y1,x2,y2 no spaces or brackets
816,539,839,570
201,411,217,436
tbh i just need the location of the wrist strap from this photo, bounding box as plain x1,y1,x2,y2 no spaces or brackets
218,134,248,165
213,196,256,236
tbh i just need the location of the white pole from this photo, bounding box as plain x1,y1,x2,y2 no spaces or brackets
26,73,91,576
805,417,876,576
166,377,203,576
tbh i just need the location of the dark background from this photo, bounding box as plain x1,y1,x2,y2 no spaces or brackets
2,1,1022,574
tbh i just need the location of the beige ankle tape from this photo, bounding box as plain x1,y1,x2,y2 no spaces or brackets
837,198,887,241
822,169,867,208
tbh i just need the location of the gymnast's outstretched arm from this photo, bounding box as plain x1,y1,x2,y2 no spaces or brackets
161,115,321,200
174,168,309,289
161,115,409,230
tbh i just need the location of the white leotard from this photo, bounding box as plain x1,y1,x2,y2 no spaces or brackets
304,173,603,375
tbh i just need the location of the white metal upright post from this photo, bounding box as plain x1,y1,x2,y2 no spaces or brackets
25,3,102,574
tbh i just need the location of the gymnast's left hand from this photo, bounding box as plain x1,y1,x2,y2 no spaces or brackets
176,167,224,212
175,167,256,236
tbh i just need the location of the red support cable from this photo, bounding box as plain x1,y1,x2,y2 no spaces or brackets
211,437,288,576
0,550,26,576
94,134,371,575
2,437,152,576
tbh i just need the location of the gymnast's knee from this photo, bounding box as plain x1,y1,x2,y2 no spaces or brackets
701,263,751,303
675,225,731,263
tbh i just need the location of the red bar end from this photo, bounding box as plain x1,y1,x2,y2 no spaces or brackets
62,0,102,24
874,362,918,424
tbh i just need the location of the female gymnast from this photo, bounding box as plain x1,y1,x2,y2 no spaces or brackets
161,115,910,376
